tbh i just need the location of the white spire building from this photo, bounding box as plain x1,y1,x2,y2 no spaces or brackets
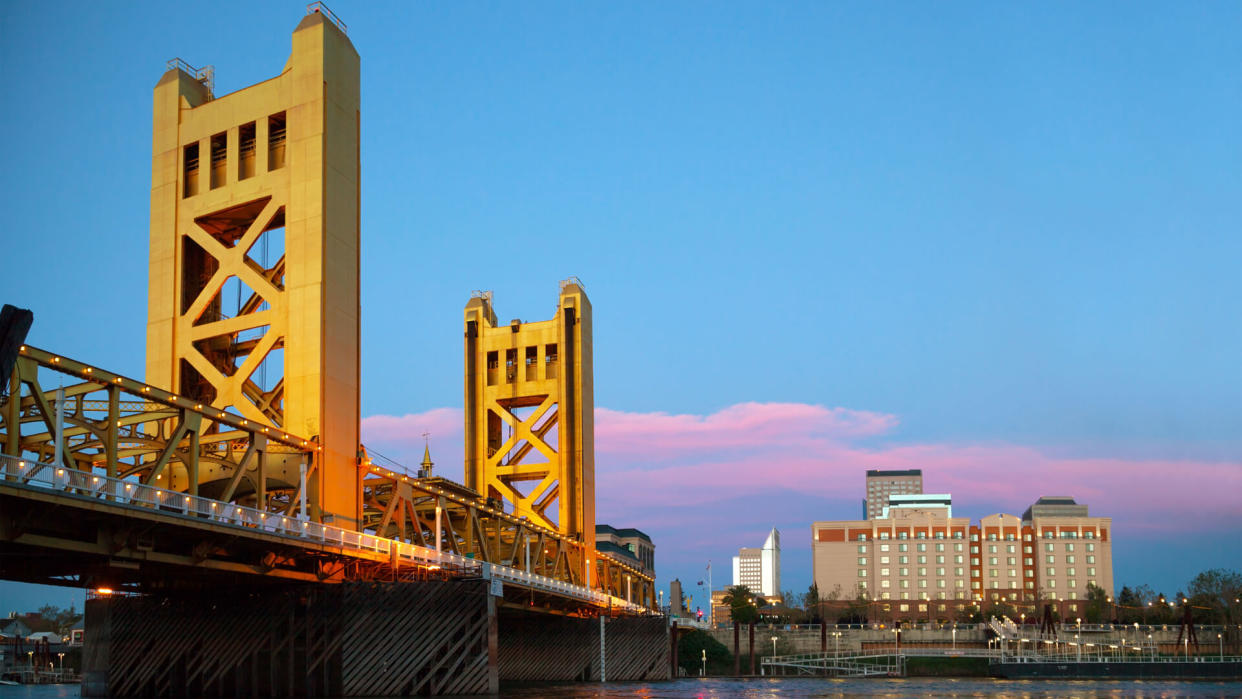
732,528,781,598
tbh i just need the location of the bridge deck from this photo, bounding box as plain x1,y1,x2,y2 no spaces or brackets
0,454,644,615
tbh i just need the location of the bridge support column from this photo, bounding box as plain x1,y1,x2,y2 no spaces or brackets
670,621,679,677
733,623,740,675
749,622,756,675
83,581,493,697
497,609,668,683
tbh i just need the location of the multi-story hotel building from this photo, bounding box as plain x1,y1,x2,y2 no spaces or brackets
812,495,1112,620
865,469,923,519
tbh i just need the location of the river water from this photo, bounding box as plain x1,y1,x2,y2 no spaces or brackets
4,677,1242,698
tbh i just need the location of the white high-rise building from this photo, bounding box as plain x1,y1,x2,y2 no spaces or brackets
732,528,781,598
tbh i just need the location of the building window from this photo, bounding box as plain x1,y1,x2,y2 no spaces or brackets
1009,569,1017,577
900,580,909,589
936,543,945,552
919,580,928,588
1088,568,1096,576
268,112,287,170
880,544,890,552
899,556,908,564
1046,568,1056,576
955,580,965,588
858,557,868,565
881,580,891,589
238,121,256,179
183,142,199,198
1007,544,1016,553
1066,543,1075,552
859,569,867,578
989,545,998,554
899,544,908,552
936,556,945,564
937,579,946,588
857,545,867,553
1086,543,1095,552
971,546,979,554
1046,555,1055,563
900,568,909,576
1066,555,1075,564
880,556,890,565
209,132,227,189
955,567,963,576
989,569,998,578
919,567,927,576
1067,568,1076,577
880,568,890,576
1048,580,1057,589
918,543,927,552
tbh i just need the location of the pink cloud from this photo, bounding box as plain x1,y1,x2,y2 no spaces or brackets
595,402,897,458
361,402,1242,538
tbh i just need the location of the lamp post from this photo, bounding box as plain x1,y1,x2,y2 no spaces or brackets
1219,634,1223,660
952,627,956,650
1075,634,1081,662
771,635,778,658
57,652,64,675
833,631,841,657
701,649,706,677
1147,633,1153,659
893,628,899,657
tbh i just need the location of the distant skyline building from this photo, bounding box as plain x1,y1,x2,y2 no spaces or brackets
732,528,781,598
595,525,655,580
883,493,952,518
865,469,923,519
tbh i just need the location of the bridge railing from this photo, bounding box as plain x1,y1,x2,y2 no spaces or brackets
0,454,645,614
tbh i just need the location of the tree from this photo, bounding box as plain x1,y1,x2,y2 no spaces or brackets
1187,568,1242,625
722,585,759,625
984,601,1018,622
802,583,821,623
35,604,80,636
1084,582,1109,623
676,630,732,676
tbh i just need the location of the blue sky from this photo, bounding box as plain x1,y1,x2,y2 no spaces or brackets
2,2,1239,613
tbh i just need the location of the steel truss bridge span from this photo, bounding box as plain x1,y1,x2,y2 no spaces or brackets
0,452,644,614
0,345,653,614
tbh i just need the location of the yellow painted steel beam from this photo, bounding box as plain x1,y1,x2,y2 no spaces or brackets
462,281,596,584
145,11,360,529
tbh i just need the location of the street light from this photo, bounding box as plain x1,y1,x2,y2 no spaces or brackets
832,631,841,656
952,627,956,650
1075,634,1081,662
701,649,706,677
57,652,64,674
771,635,779,657
1219,633,1223,660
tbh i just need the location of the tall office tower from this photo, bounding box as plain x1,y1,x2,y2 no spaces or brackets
865,469,923,519
145,9,361,527
732,528,781,598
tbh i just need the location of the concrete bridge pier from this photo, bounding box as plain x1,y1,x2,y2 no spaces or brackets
83,581,667,697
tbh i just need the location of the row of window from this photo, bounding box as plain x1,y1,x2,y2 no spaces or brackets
485,345,559,385
183,112,286,197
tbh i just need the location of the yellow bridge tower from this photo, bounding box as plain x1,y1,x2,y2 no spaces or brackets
144,9,361,527
463,281,597,572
